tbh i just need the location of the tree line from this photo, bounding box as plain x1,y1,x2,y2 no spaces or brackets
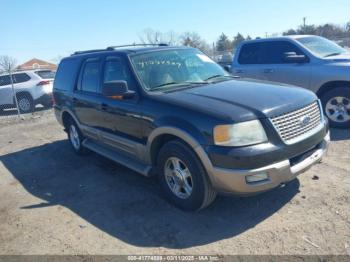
139,21,350,54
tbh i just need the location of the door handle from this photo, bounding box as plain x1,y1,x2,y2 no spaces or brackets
235,69,244,74
100,103,108,111
72,97,78,103
263,68,274,73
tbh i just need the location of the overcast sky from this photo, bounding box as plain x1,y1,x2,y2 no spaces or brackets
1,0,349,63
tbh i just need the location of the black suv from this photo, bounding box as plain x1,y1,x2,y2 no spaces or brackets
53,45,329,211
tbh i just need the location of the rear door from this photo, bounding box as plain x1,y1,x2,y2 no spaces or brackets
73,57,104,130
260,41,311,88
233,42,269,81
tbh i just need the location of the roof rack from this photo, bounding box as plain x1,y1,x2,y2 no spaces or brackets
72,49,108,56
71,43,169,56
106,43,168,50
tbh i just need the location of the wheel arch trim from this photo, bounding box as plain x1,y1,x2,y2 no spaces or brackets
145,126,217,185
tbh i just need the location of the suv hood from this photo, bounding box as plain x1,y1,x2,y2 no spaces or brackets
159,79,317,122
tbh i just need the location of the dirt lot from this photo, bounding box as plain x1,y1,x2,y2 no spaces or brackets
0,110,349,255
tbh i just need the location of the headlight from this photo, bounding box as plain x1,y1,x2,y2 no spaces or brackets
213,120,268,147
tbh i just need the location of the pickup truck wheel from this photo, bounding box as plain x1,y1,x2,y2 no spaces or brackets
67,119,88,155
17,94,34,114
157,140,217,211
321,87,350,128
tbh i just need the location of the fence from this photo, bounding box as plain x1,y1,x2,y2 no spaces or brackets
0,71,53,120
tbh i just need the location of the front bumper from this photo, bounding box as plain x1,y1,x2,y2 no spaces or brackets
208,131,330,195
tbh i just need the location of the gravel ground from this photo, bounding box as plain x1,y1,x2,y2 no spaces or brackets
0,109,349,255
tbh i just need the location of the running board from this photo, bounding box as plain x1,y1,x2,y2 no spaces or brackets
82,139,152,177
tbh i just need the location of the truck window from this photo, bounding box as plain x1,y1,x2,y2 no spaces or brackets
238,43,265,64
54,58,80,91
103,58,136,91
263,41,305,64
81,61,100,93
238,41,306,64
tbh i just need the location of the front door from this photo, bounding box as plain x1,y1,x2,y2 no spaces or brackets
260,41,311,88
98,56,143,146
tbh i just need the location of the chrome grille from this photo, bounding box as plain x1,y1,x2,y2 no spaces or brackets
270,101,322,144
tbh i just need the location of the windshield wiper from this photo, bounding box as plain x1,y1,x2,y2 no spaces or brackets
204,75,234,81
324,52,342,57
151,81,208,91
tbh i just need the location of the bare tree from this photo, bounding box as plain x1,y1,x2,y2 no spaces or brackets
180,32,210,53
0,55,20,117
0,55,17,74
139,29,179,46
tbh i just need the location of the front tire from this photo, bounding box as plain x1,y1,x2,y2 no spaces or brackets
321,87,350,128
67,119,88,155
157,140,217,211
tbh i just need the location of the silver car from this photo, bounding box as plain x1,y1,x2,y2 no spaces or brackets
232,35,350,128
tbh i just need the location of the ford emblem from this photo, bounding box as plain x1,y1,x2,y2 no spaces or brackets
299,116,311,126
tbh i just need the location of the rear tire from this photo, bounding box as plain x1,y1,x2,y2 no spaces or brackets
321,87,350,128
16,93,34,114
157,140,217,211
67,119,88,155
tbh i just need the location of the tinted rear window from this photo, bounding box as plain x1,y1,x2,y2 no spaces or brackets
238,42,265,64
35,70,55,79
80,61,100,93
12,73,31,84
54,59,80,91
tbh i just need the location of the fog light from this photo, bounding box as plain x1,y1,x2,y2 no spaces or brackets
246,173,269,183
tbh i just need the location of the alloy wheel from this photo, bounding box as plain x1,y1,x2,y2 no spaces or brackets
164,157,193,199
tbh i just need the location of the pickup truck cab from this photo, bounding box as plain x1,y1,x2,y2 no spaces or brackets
53,45,329,211
232,35,350,128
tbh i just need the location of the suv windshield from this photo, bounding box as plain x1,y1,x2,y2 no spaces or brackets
130,49,229,91
35,70,56,79
296,36,348,57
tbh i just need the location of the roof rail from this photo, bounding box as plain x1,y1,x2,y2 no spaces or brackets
71,49,108,56
71,43,169,56
106,43,168,50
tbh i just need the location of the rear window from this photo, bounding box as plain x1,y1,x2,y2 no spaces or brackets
54,58,81,91
12,73,31,84
35,70,55,79
238,42,265,64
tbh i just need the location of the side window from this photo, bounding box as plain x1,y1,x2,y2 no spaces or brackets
12,73,30,84
54,58,80,91
238,43,265,64
103,57,136,91
0,75,11,86
81,61,100,93
263,41,305,64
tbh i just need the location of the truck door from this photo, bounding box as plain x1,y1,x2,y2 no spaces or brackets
259,40,311,88
232,42,269,81
98,56,143,144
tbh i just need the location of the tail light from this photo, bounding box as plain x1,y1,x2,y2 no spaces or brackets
37,80,50,86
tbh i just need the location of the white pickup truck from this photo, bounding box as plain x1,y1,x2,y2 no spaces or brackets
231,35,350,128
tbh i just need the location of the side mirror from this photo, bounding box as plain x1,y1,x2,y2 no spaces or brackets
283,52,308,63
102,81,135,99
223,64,231,72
